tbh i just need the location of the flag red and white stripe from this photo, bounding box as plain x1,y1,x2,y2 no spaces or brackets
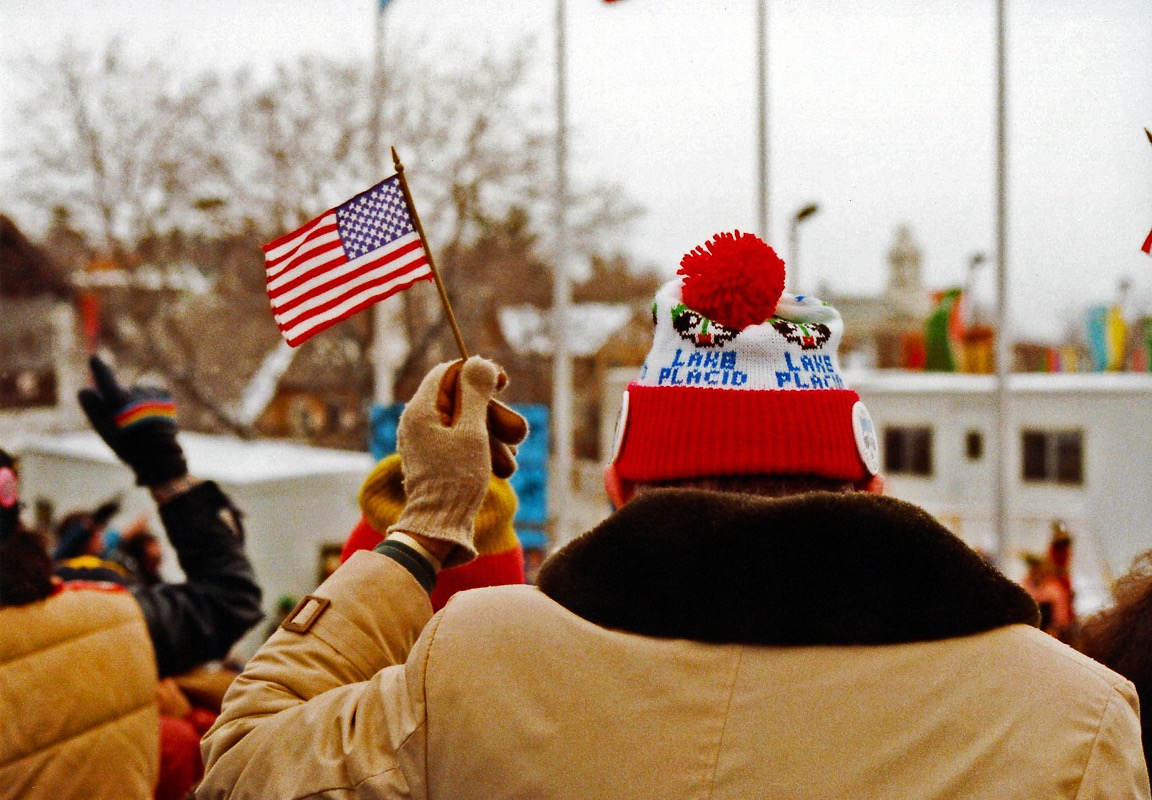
1142,226,1152,255
263,174,432,347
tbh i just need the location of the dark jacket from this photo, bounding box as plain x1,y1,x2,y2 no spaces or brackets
134,481,263,677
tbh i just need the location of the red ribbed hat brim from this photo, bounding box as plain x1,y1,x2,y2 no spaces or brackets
614,384,866,483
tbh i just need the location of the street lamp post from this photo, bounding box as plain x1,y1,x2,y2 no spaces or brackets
963,252,987,326
787,203,820,295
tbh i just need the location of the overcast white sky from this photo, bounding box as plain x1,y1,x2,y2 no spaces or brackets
2,0,1150,341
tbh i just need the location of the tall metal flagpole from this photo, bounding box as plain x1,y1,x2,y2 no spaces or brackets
756,0,771,251
552,0,575,547
370,0,402,404
370,2,386,173
993,0,1011,568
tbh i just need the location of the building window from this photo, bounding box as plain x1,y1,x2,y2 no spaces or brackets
883,426,933,476
1021,430,1083,485
0,368,57,410
965,430,984,461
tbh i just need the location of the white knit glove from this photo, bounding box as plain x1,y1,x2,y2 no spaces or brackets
389,357,507,568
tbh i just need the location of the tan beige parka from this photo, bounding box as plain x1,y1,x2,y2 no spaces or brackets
200,490,1150,800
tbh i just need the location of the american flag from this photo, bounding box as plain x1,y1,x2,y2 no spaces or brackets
263,175,432,347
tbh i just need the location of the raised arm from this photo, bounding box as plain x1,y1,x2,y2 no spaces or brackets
78,355,263,677
199,356,524,798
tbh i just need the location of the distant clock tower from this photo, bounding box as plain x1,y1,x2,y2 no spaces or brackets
887,224,928,320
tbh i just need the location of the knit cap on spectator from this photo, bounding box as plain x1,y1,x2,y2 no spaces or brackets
612,230,877,484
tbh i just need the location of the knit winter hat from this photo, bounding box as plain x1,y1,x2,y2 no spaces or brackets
342,454,524,610
611,231,880,484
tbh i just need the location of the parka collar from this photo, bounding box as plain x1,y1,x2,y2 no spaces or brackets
537,488,1039,646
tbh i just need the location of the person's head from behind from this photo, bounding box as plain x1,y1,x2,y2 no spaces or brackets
0,448,55,607
118,526,163,586
52,499,121,562
352,454,524,610
604,230,882,508
1080,548,1152,762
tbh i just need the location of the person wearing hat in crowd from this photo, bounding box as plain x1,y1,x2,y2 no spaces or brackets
0,356,264,799
200,232,1148,799
1019,526,1079,645
51,497,133,584
1020,550,1063,632
1046,520,1080,642
339,452,524,611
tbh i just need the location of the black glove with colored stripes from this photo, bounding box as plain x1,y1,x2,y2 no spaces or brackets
77,356,188,486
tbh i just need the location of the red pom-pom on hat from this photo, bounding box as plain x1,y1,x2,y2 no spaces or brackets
677,231,786,330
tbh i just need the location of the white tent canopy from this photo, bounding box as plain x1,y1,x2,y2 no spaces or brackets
14,431,375,660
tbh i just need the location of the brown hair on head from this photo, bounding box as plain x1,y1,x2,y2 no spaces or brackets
638,473,856,499
1080,548,1152,765
0,526,56,607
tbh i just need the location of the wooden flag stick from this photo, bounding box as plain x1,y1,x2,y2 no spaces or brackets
391,147,469,360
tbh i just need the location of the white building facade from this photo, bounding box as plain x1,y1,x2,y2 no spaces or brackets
850,371,1152,611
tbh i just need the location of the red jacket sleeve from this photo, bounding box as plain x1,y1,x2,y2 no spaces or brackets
340,517,385,564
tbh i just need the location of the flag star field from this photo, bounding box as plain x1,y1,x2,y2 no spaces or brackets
337,179,416,260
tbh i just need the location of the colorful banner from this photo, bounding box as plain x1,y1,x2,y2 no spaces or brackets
369,402,551,547
1142,318,1152,372
1086,304,1127,371
924,288,963,372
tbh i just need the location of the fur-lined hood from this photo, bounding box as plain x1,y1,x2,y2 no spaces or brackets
537,489,1039,646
